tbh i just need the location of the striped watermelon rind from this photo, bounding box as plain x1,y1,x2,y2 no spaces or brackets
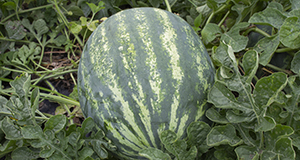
78,7,215,159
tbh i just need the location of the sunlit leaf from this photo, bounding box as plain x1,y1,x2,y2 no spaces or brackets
253,72,287,108
21,125,43,139
3,1,16,11
291,51,300,74
187,122,211,156
226,110,257,123
255,116,276,132
11,147,40,160
207,124,243,147
44,115,67,133
206,108,229,124
1,117,23,140
86,1,105,14
148,0,162,7
253,35,280,66
275,137,296,160
208,81,252,111
279,17,300,49
5,21,27,40
220,22,249,52
139,147,171,160
33,19,49,39
235,146,259,160
201,23,222,44
248,7,287,29
242,50,259,83
290,0,300,10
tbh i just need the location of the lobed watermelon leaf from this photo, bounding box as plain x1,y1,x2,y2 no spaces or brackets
139,147,172,160
279,17,300,49
248,4,287,29
159,130,197,160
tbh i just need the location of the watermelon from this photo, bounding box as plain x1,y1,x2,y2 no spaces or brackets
77,7,215,159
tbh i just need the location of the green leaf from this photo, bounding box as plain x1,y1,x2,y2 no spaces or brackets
235,123,259,146
253,35,280,66
291,51,300,74
214,146,236,160
69,21,82,34
160,130,177,145
68,6,84,16
22,18,49,41
279,17,300,49
253,72,287,108
267,1,284,11
79,118,116,159
78,147,94,160
220,22,249,52
248,7,287,29
275,137,296,160
255,116,276,132
206,108,229,124
208,81,251,111
186,122,211,156
53,35,67,47
159,130,197,160
148,0,162,7
44,115,67,133
226,110,257,123
0,140,18,157
207,124,243,147
87,20,99,31
0,96,9,115
11,147,40,160
242,50,259,83
3,2,16,11
90,137,111,159
6,96,35,126
264,124,294,150
293,136,300,150
21,125,43,139
10,74,31,99
77,117,95,138
33,19,49,38
86,1,105,14
139,147,171,160
290,0,300,10
5,21,27,40
194,13,203,28
30,88,39,118
260,151,276,159
1,117,23,140
201,23,222,45
196,4,212,17
235,146,259,160
40,146,55,158
206,0,226,11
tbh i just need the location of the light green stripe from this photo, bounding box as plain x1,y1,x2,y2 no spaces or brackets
177,112,189,137
91,24,111,75
134,9,159,148
157,9,183,132
110,12,149,147
183,26,208,122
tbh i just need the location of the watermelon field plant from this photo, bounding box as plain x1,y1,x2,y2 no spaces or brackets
0,0,300,159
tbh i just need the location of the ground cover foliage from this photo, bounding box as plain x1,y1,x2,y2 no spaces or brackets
0,0,299,159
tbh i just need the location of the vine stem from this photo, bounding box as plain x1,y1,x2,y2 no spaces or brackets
164,0,172,12
266,64,293,75
0,37,64,50
0,4,53,24
206,4,228,26
218,10,230,27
